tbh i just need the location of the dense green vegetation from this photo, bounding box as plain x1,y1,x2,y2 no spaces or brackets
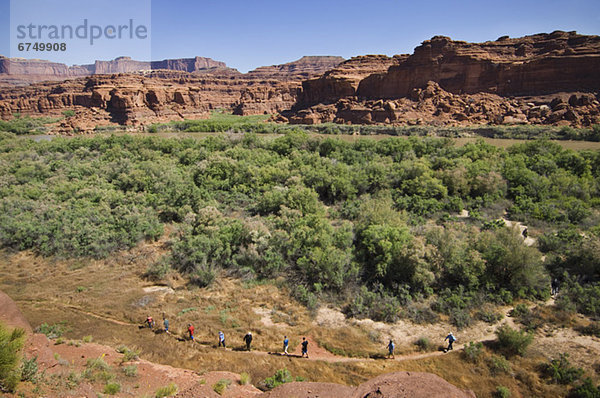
0,130,599,322
0,115,60,135
147,112,600,141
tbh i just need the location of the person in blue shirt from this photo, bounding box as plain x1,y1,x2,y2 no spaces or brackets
163,317,169,334
444,332,456,352
218,331,226,348
387,339,395,359
283,335,289,355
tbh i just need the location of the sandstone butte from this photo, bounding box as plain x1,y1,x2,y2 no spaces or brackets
284,31,600,128
1,31,599,133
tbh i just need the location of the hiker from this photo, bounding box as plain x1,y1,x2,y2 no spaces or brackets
145,315,154,329
187,323,195,344
301,337,309,358
522,227,528,238
444,332,456,352
283,335,289,355
244,331,253,351
387,339,395,359
551,278,560,296
163,316,169,334
218,331,226,348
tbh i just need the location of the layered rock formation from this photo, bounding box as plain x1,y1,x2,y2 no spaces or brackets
0,55,230,84
247,56,345,79
285,31,600,127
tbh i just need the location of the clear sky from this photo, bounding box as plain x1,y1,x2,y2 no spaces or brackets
1,0,599,72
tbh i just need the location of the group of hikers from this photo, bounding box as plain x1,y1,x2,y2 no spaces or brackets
386,332,456,358
144,315,310,357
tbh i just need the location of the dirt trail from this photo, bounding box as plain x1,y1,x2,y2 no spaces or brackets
15,296,544,365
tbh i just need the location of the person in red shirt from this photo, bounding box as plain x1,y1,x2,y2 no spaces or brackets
187,323,195,344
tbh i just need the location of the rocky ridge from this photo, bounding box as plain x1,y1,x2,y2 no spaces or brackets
0,56,346,132
285,31,600,127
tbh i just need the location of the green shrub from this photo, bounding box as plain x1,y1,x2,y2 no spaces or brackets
487,354,512,375
0,323,25,392
450,309,472,330
263,368,293,390
35,322,67,339
495,324,533,357
542,353,584,384
122,365,137,377
415,337,433,352
213,378,232,395
569,377,600,398
495,385,511,398
477,309,504,324
20,356,38,382
62,110,76,118
104,382,121,395
463,341,484,363
511,303,531,318
82,335,93,343
155,382,178,397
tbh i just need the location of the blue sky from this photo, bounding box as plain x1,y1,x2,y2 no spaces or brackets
1,0,599,72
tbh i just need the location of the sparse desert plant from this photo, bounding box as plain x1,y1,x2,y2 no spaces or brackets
155,382,178,397
104,382,121,395
542,353,584,384
511,303,531,318
20,356,38,382
213,379,232,395
117,346,141,363
35,322,67,339
579,321,600,338
82,335,93,343
62,110,76,118
450,309,472,330
495,324,533,357
122,365,137,377
463,341,484,363
0,323,25,392
240,372,251,385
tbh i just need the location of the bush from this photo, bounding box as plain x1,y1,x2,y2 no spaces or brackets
463,341,484,363
511,303,531,318
122,365,137,377
415,337,433,352
155,382,178,397
495,324,533,357
487,354,512,375
450,309,472,330
569,378,600,398
0,323,25,392
35,322,67,339
20,356,38,382
542,353,584,384
213,379,232,395
62,110,76,118
104,382,121,395
579,322,600,338
495,385,511,398
477,309,504,324
263,368,293,390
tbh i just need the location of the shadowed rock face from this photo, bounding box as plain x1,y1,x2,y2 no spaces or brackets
284,31,600,127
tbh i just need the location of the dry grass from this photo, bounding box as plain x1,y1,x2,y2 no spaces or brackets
0,246,598,397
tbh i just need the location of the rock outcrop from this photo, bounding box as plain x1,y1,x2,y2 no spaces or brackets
0,55,231,84
285,31,600,127
247,56,345,79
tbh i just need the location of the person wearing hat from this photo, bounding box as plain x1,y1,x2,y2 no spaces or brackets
444,332,456,352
